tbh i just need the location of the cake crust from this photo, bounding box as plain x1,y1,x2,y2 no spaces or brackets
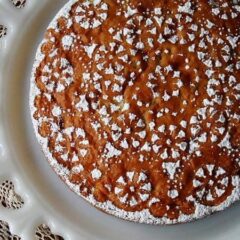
30,0,240,224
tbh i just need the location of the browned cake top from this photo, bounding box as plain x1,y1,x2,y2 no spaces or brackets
30,0,240,224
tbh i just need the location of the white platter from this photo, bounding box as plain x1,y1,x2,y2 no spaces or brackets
0,0,240,239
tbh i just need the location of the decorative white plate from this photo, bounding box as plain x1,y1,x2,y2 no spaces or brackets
0,0,240,239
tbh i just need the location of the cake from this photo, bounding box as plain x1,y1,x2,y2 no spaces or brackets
30,0,240,224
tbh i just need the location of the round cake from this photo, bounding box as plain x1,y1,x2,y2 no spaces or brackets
30,0,240,224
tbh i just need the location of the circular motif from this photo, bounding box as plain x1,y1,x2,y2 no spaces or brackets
112,171,151,211
30,0,240,224
193,164,232,206
73,0,108,29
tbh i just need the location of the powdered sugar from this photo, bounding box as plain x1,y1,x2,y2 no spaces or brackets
30,0,240,225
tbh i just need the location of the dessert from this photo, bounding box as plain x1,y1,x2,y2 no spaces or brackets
30,0,240,224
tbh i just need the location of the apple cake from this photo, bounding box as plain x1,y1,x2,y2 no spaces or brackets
30,0,240,224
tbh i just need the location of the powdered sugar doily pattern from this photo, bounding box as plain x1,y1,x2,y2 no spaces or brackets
30,0,240,225
74,0,108,29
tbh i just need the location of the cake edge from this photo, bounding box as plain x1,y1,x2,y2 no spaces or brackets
29,0,240,225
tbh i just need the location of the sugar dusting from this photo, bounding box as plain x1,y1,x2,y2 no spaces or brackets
30,0,240,224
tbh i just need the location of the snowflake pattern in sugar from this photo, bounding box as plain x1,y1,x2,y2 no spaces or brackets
30,0,240,224
74,0,108,29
